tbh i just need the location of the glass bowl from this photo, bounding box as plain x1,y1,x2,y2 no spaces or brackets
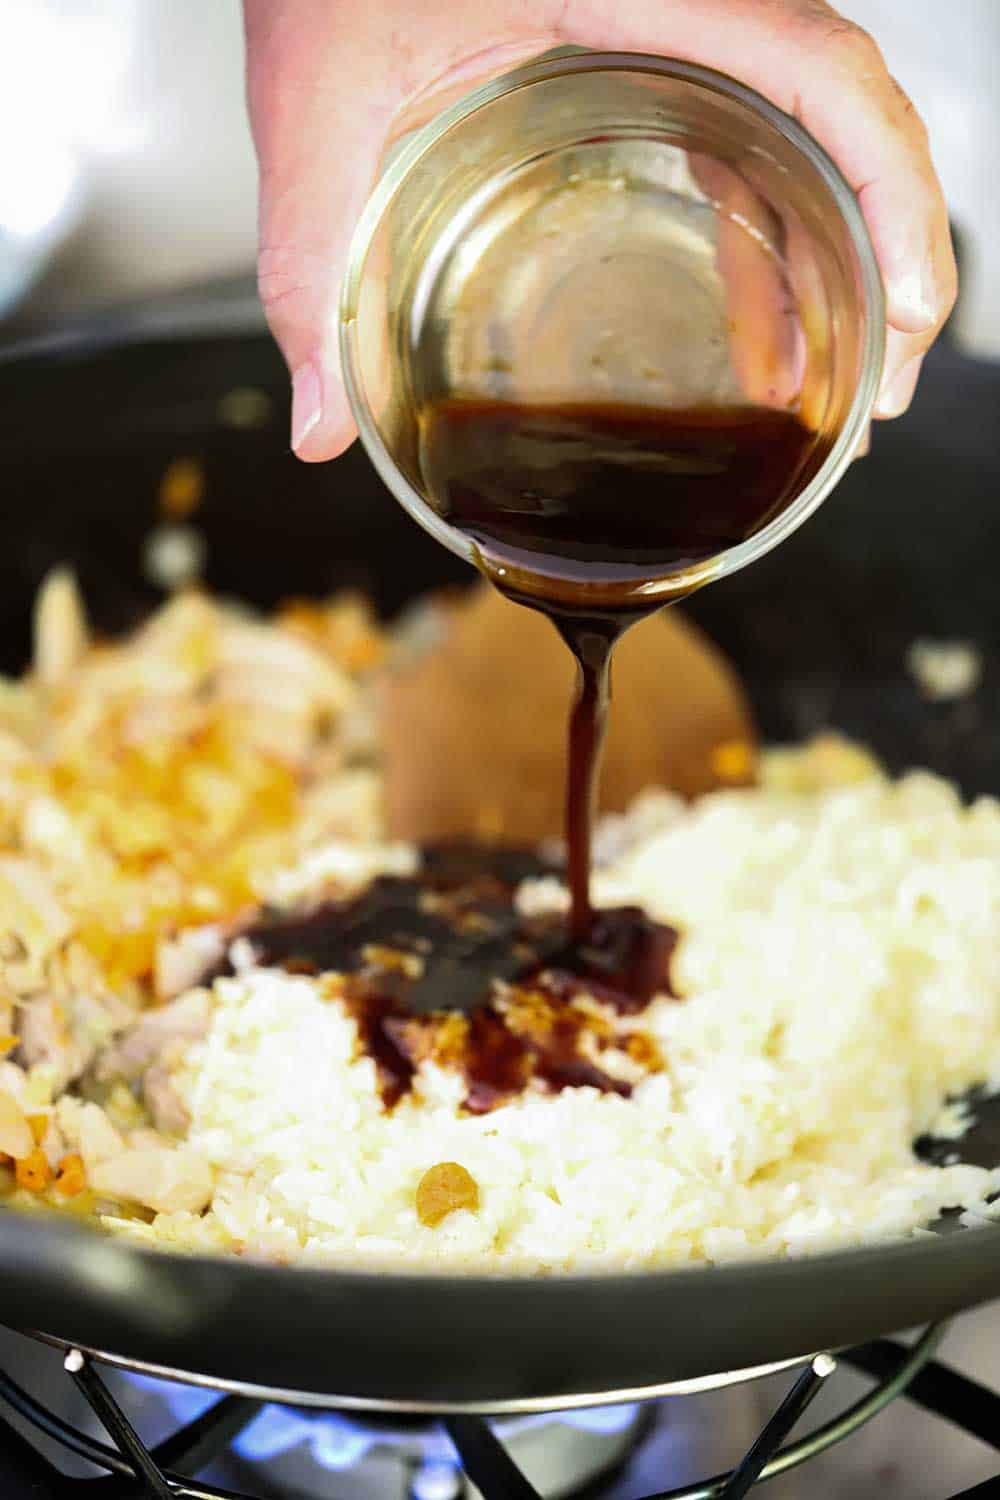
340,51,885,605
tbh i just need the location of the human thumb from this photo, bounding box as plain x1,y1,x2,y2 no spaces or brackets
244,0,399,460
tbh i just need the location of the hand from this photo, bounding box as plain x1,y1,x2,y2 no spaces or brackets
244,0,956,461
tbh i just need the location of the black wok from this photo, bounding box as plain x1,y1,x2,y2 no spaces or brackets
0,326,997,1409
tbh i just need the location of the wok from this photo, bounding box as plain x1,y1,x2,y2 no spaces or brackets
0,325,997,1411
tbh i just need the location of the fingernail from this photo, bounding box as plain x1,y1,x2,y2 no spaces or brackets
291,362,321,453
876,355,922,418
853,422,871,459
889,266,937,334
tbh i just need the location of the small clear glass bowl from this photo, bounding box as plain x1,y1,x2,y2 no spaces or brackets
340,51,884,604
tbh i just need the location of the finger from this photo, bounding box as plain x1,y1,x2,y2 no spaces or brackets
689,155,803,411
245,4,564,461
561,0,956,405
874,338,923,419
244,0,400,461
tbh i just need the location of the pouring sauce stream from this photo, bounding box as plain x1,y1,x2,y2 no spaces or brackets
419,396,819,938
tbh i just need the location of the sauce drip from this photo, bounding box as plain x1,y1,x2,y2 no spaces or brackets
555,612,621,939
419,398,819,935
212,847,678,1112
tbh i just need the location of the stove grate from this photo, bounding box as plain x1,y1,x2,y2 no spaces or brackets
0,1323,996,1500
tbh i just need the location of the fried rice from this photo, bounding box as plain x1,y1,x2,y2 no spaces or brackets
0,572,997,1271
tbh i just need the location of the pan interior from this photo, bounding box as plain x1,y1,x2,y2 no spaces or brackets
0,332,998,1399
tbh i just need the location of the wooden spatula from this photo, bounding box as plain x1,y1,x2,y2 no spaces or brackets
380,584,754,846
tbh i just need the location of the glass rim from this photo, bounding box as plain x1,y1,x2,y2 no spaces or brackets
340,49,886,596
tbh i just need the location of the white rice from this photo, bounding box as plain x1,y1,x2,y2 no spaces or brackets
110,750,1000,1272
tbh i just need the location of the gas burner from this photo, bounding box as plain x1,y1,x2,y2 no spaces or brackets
124,1372,645,1500
0,1321,997,1499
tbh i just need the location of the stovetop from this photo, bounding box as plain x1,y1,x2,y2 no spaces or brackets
0,1305,997,1499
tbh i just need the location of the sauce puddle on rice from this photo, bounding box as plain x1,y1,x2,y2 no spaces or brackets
213,845,678,1114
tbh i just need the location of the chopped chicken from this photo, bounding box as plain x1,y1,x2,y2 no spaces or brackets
16,986,134,1093
142,1061,191,1135
95,990,211,1085
0,1089,34,1159
56,1099,124,1171
89,1147,214,1215
154,927,227,1002
0,859,74,967
17,996,95,1092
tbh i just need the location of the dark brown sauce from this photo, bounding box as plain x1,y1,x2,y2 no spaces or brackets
213,848,678,1112
344,987,415,1111
418,398,820,592
419,397,819,934
555,612,619,940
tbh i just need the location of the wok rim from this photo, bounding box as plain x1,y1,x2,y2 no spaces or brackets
23,1329,812,1412
1,1199,997,1408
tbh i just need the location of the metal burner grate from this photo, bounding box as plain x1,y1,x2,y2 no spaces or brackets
0,1323,997,1500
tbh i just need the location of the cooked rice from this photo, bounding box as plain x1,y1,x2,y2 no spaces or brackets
86,745,1000,1272
2,576,1000,1271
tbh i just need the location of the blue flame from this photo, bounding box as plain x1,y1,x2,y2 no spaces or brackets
553,1404,640,1435
121,1371,639,1476
412,1458,463,1500
237,1406,377,1468
123,1372,218,1423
